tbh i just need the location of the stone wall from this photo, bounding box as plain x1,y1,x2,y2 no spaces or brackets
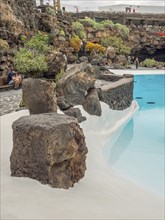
97,76,134,110
70,12,165,26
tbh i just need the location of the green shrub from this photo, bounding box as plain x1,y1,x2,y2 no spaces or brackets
0,39,9,50
25,31,49,53
59,29,65,36
79,17,97,27
80,18,113,30
72,21,86,39
20,35,28,43
100,20,114,27
14,48,48,77
115,23,130,38
14,32,50,77
101,36,131,56
140,59,164,68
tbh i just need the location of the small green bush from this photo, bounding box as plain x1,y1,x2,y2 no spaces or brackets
25,31,49,53
20,35,28,43
14,32,50,77
59,29,65,36
140,59,164,68
72,21,86,39
115,23,130,38
0,38,9,50
79,18,113,31
79,17,97,27
14,48,48,77
101,36,131,55
100,20,114,27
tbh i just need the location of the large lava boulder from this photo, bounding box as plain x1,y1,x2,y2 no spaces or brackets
56,63,100,106
22,78,57,114
10,113,88,189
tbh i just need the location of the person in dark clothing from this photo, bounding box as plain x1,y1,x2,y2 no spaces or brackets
7,69,22,89
135,57,139,69
7,69,16,85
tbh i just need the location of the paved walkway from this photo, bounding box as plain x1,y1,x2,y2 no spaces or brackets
0,89,22,116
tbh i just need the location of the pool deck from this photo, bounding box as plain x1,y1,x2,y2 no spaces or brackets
111,68,165,75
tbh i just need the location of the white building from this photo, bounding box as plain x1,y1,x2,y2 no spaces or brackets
61,4,78,12
98,4,165,14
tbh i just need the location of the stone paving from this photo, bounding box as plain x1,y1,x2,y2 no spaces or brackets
0,89,22,116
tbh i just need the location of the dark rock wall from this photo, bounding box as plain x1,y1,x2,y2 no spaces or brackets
98,77,134,110
0,0,38,45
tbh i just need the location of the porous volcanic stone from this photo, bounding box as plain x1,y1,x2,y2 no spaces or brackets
23,78,57,114
10,113,88,189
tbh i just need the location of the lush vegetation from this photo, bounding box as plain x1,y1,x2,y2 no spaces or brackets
100,20,114,27
101,36,131,55
72,21,86,39
115,23,129,38
86,42,106,54
79,18,129,39
14,32,49,77
140,59,165,68
24,31,49,53
14,49,48,76
79,18,114,30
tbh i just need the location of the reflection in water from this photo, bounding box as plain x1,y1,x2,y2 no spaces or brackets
108,119,134,165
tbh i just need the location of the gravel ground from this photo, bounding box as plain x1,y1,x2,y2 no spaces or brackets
0,89,22,116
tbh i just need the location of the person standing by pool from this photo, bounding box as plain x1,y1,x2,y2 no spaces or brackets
135,57,139,69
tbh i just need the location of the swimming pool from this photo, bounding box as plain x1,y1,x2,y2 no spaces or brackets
104,74,165,197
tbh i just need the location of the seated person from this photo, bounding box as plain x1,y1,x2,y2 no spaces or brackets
7,69,22,89
12,72,22,89
7,69,16,85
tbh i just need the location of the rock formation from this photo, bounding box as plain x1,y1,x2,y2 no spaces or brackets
82,88,101,116
22,78,57,114
64,107,86,123
0,0,38,46
46,51,67,79
56,63,99,106
10,113,88,189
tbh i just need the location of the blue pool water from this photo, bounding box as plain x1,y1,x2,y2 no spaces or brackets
104,74,165,196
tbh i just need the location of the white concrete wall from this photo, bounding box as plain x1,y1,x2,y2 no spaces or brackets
99,4,165,14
